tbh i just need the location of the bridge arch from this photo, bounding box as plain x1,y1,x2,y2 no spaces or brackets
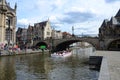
107,38,120,51
35,41,48,49
54,39,98,51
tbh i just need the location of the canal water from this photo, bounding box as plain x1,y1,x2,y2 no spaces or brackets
0,48,99,80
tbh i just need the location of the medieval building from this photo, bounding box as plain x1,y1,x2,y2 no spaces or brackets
16,19,53,49
99,9,120,50
0,0,17,46
34,19,52,40
16,27,28,49
27,25,34,47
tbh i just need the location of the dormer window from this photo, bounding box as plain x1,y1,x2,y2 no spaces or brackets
48,27,49,30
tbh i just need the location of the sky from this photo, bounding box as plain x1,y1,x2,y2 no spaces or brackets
6,0,120,35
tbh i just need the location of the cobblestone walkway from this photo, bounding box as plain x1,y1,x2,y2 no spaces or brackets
95,51,120,80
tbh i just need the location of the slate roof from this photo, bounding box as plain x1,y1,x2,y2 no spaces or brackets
115,9,120,18
100,9,120,30
39,21,47,27
111,17,120,25
100,19,109,28
108,9,120,26
34,21,48,29
28,25,34,31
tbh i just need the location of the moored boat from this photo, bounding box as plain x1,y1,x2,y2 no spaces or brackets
51,50,72,57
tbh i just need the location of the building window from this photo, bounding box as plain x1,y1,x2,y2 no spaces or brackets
5,28,13,42
47,32,50,35
48,27,49,30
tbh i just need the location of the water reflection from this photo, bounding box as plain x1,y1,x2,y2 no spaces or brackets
15,54,50,80
0,57,16,80
0,48,99,80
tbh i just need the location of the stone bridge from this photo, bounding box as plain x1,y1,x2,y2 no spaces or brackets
101,37,120,50
33,37,100,51
33,37,120,51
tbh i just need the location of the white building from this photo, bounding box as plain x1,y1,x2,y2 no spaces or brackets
34,19,52,40
52,30,63,39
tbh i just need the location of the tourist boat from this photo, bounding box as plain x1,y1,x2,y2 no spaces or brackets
51,50,72,57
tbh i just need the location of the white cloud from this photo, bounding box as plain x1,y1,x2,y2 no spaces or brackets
7,0,120,34
18,18,29,25
53,0,66,8
17,18,38,26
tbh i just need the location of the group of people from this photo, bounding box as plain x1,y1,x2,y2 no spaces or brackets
0,43,20,55
54,50,71,55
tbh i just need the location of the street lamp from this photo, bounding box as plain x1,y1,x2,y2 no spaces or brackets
72,26,74,36
72,26,84,37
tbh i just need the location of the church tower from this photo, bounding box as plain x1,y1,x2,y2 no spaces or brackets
0,0,17,46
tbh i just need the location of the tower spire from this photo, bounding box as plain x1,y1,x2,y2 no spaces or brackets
14,2,17,12
15,3,17,10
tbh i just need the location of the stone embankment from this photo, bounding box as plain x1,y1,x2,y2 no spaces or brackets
0,49,49,56
95,51,120,80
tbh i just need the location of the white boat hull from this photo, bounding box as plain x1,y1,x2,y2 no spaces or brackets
51,52,72,58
